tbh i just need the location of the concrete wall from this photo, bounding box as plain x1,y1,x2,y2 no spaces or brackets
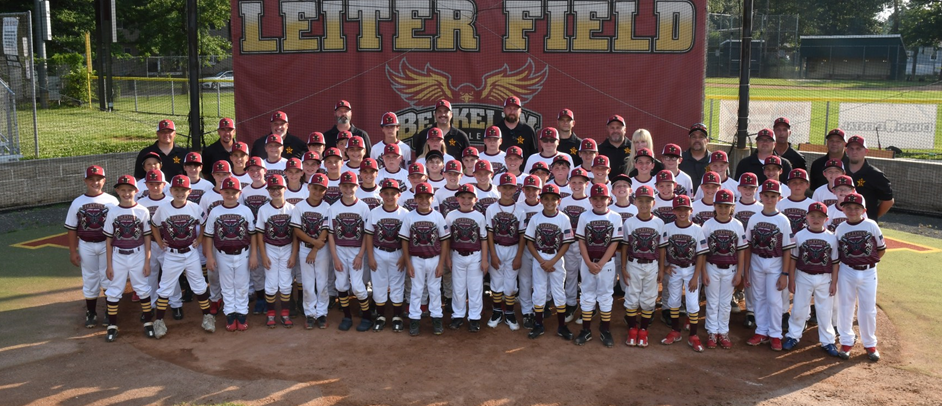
0,152,137,210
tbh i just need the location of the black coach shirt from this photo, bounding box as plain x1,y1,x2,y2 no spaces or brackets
250,132,307,160
413,126,470,158
679,150,710,193
558,133,583,167
201,140,234,182
846,159,893,220
134,142,188,180
323,125,372,157
497,121,538,161
809,153,850,190
598,137,632,178
734,153,793,184
778,144,807,171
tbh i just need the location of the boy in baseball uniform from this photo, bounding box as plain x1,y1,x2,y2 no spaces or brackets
355,158,382,210
590,156,611,187
445,184,489,332
503,146,526,199
660,195,709,352
630,148,657,193
229,142,251,190
66,165,118,328
826,175,866,232
322,147,345,205
781,202,840,357
485,173,527,330
256,175,298,328
378,144,410,191
302,150,324,183
472,160,501,213
291,173,332,330
243,156,272,316
102,175,153,342
307,132,326,156
763,156,791,196
327,171,373,332
283,158,307,205
835,193,885,362
436,160,463,216
200,161,237,315
526,162,552,195
549,155,573,198
744,179,796,351
812,159,845,207
183,152,213,204
135,152,163,200
609,173,637,301
701,189,747,349
652,170,678,323
621,185,666,348
559,168,592,323
480,126,507,175
524,183,575,340
343,136,366,176
777,168,813,332
573,184,623,347
578,139,598,175
263,134,288,179
203,176,258,331
694,151,738,200
517,175,544,329
692,171,721,225
372,112,413,168
365,179,410,332
401,182,451,336
138,170,183,319
150,175,216,339
401,162,430,211
660,144,693,197
735,172,761,324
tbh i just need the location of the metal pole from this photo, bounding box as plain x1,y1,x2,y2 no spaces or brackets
33,0,49,109
186,0,202,150
95,0,106,110
27,11,39,157
735,0,754,150
133,79,138,112
708,98,714,136
170,78,175,116
824,101,830,137
216,83,221,117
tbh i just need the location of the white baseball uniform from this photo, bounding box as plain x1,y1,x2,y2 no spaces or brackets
329,197,371,300
622,214,666,313
186,178,214,205
198,188,231,302
291,198,332,318
138,194,179,308
691,200,716,226
835,219,885,349
812,185,838,208
734,198,761,311
485,201,526,299
372,140,413,168
787,228,839,345
151,200,208,300
525,210,574,313
560,195,592,307
355,185,383,210
517,199,543,315
377,167,410,192
284,185,307,206
241,184,271,294
324,175,343,206
103,204,152,301
256,201,296,296
428,176,447,190
65,192,118,299
672,170,695,198
265,157,288,180
480,151,507,175
446,208,489,320
548,180,573,199
653,194,678,224
630,176,656,197
610,202,639,291
365,204,409,306
233,171,252,190
203,203,256,315
435,185,461,216
702,217,747,335
341,161,362,178
663,222,709,316
524,152,573,176
826,203,868,232
401,209,450,320
693,177,739,200
575,208,623,315
745,211,796,339
472,184,501,214
778,196,814,310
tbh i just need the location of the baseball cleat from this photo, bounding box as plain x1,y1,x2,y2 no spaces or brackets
718,333,732,349
209,300,219,315
706,333,718,349
282,315,294,328
688,336,705,352
432,318,444,335
85,311,98,329
106,326,118,342
557,326,574,341
144,323,156,338
866,347,880,362
305,316,316,330
743,312,756,328
373,316,386,332
316,315,328,329
225,314,237,332
661,330,682,345
746,334,769,346
626,327,638,347
266,315,277,328
236,314,248,331
409,319,420,336
338,317,353,331
172,307,184,320
527,324,545,339
782,337,799,351
599,330,614,348
770,338,783,351
575,329,592,345
637,329,649,348
822,344,840,357
487,311,503,328
392,316,404,333
522,314,535,329
356,318,373,332
505,314,520,331
468,320,481,332
449,318,465,330
201,314,216,333
838,345,853,360
564,307,576,324
153,319,168,339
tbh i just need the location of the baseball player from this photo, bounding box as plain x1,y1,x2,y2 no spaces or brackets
692,171,721,225
445,184,490,332
203,176,257,332
66,165,119,328
182,152,213,204
735,172,762,325
291,173,332,330
472,160,501,213
150,175,216,338
425,151,447,190
378,143,409,192
356,158,382,210
763,156,792,197
548,156,573,198
660,144,694,197
559,168,592,323
517,175,544,329
694,151,739,200
400,182,451,336
343,136,367,176
524,127,573,175
701,189,747,349
590,156,611,187
460,147,480,185
400,162,431,212
327,171,373,332
283,158,307,205
812,159,845,207
256,175,298,328
653,170,678,224
138,170,183,319
826,175,867,232
229,142,252,190
302,150,324,183
524,183,575,340
322,147,345,205
630,148,658,194
578,139,598,175
503,145,526,186
135,152,163,200
660,195,709,352
307,131,326,156
777,168,814,332
480,126,507,175
485,173,527,330
835,193,885,361
365,179,410,332
335,130,351,159
435,160,463,216
573,184,623,347
263,134,288,180
609,174,638,299
524,162,552,200
102,175,153,342
242,157,271,316
744,179,795,351
621,185,666,348
200,161,239,314
371,112,413,169
782,202,840,357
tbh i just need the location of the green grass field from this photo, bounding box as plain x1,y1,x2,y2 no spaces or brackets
10,78,942,159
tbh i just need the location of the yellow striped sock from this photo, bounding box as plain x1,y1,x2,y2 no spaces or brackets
600,311,611,322
359,299,370,312
504,295,516,306
140,300,152,313
582,310,593,323
156,297,169,311
392,302,402,307
377,302,386,307
557,304,566,314
339,297,350,307
107,303,118,316
688,313,699,324
202,266,208,277
534,305,544,313
199,299,210,310
296,283,303,290
492,292,503,304
266,294,276,304
280,293,291,302
641,310,653,319
626,308,638,318
670,308,680,319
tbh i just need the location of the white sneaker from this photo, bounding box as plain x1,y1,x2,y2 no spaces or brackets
153,319,168,339
201,314,216,333
504,314,520,331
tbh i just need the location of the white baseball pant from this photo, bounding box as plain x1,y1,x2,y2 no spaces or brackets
158,249,208,299
334,246,368,300
563,249,581,307
782,283,791,314
787,270,836,345
517,251,535,314
579,260,615,313
623,259,659,312
451,251,485,320
750,256,785,339
409,256,443,319
666,264,700,315
105,246,151,301
837,265,878,348
704,263,737,335
299,246,330,318
79,240,108,298
532,251,566,310
263,244,294,296
147,241,163,306
216,248,251,315
490,244,519,296
372,248,406,305
250,245,265,293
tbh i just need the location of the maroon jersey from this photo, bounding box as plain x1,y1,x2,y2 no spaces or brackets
103,205,151,249
745,212,795,258
152,201,202,249
486,203,525,247
257,202,295,247
792,228,838,274
836,219,885,267
446,210,487,253
329,199,371,248
65,193,117,243
702,218,747,266
622,215,666,262
400,210,450,258
576,210,623,262
664,222,708,268
366,206,409,251
203,205,255,252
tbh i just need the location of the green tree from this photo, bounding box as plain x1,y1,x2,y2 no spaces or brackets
900,0,942,47
119,0,231,57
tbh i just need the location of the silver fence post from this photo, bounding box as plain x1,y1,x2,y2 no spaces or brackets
134,79,138,112
824,101,830,136
708,98,714,136
170,79,175,116
216,81,221,117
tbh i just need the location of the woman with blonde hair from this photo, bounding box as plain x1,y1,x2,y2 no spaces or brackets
627,128,665,176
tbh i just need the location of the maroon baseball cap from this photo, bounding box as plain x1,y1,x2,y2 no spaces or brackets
808,202,828,215
739,172,758,187
414,182,434,196
157,119,175,132
839,193,866,208
540,183,561,197
634,148,654,161
303,151,322,162
220,176,241,191
763,155,783,168
523,175,542,189
285,158,303,171
688,123,708,136
456,184,477,197
847,135,868,149
309,173,328,189
339,171,358,185
380,112,399,127
170,175,190,189
661,143,682,157
379,178,400,192
672,195,692,209
788,168,809,182
612,174,632,185
824,159,844,172
832,175,854,189
267,174,286,189
462,146,479,158
231,142,249,155
580,138,598,152
270,111,288,123
540,127,559,141
334,100,351,111
145,170,165,184
337,130,352,141
709,150,729,163
701,171,721,186
474,160,493,173
529,161,550,174
409,162,427,176
347,136,365,150
485,126,501,138
655,170,675,184
607,115,626,127
184,152,202,165
552,155,572,167
773,117,790,129
217,117,234,130
756,128,775,142
444,160,462,174
360,158,379,172
506,146,524,158
570,167,590,181
307,132,325,145
383,143,401,156
436,99,452,111
558,109,574,120
635,185,655,199
826,128,846,141
246,157,266,169
499,173,517,186
761,179,782,194
589,183,610,199
142,151,162,163
265,134,283,145
85,165,105,179
212,160,231,174
427,127,444,140
504,96,522,108
114,174,137,190
323,147,343,160
715,189,735,205
592,156,610,168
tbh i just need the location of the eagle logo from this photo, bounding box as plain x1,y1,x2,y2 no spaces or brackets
668,234,696,266
266,214,292,242
800,239,832,268
585,220,615,248
491,212,519,241
386,59,548,106
840,231,874,260
751,222,782,253
114,215,143,242
452,218,480,245
376,218,403,245
536,224,563,251
217,216,248,242
708,229,737,258
628,228,659,255
410,221,439,248
165,216,199,243
301,212,325,236
78,204,108,232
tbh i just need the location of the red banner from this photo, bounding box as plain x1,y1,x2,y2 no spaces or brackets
231,0,706,149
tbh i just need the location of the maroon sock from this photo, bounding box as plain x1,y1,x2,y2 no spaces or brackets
671,316,680,332
600,320,610,332
360,299,372,320
690,322,699,335
377,304,386,318
583,319,592,330
106,300,119,326
535,311,544,326
393,304,403,317
197,292,210,315
626,316,637,329
339,292,352,318
556,310,566,327
640,317,650,330
86,298,97,314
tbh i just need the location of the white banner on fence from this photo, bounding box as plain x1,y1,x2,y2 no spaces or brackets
2,17,18,56
718,100,813,144
839,103,937,150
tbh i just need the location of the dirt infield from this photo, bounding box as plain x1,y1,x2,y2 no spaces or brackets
2,292,942,406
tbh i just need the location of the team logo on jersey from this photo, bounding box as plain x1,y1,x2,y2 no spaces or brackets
113,214,143,242
535,224,563,251
734,210,755,225
206,200,223,214
187,189,205,204
145,204,160,217
78,203,108,232
627,227,659,256
361,197,382,210
439,196,460,216
828,217,848,232
334,213,365,241
325,186,342,205
410,221,439,248
164,215,199,244
265,214,293,243
751,222,783,253
822,198,837,207
475,197,499,213
403,197,419,212
215,214,249,243
491,212,520,243
708,229,738,258
800,238,832,268
840,231,875,260
668,234,697,265
654,206,677,224
694,211,715,225
243,195,270,216
375,218,403,245
783,208,808,233
490,162,507,175
452,218,481,245
673,184,688,197
286,196,304,205
301,212,325,236
563,206,586,229
585,220,615,249
617,211,635,222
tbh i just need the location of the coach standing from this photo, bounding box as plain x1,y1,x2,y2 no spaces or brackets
134,119,188,179
772,117,807,171
413,99,470,158
598,115,632,178
679,123,711,194
201,117,236,181
734,128,793,184
323,100,372,157
497,96,538,161
844,135,894,220
809,128,851,190
250,111,307,160
556,109,583,166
